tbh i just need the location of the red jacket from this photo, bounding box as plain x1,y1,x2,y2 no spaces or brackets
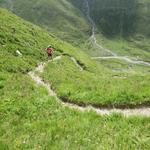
47,47,53,54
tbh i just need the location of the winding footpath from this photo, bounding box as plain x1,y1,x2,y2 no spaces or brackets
70,57,84,71
92,56,150,66
84,0,150,67
28,0,150,117
28,56,150,117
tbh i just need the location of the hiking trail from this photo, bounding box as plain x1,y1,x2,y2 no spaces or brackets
28,56,150,117
84,0,150,67
70,57,83,71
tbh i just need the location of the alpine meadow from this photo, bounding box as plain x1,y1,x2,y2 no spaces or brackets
0,0,150,149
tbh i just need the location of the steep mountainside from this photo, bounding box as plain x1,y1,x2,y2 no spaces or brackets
0,0,90,45
70,0,150,60
0,0,150,60
0,8,150,149
1,8,149,108
88,0,150,37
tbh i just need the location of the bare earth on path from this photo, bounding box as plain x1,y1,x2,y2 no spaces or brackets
28,56,150,117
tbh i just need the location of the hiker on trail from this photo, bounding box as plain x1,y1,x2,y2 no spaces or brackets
46,45,53,60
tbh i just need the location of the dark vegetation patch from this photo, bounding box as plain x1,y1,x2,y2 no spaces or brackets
89,0,138,37
60,96,150,109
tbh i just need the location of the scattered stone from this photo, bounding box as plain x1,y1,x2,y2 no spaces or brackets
16,50,22,57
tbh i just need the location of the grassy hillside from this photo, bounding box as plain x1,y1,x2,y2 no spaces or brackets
0,0,90,45
0,8,150,149
1,75,150,149
70,0,150,61
42,56,150,106
0,7,150,107
2,76,150,149
1,0,150,62
68,1,150,63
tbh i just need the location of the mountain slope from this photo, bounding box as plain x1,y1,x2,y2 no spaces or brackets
0,7,150,108
0,0,90,45
75,0,150,37
0,8,150,149
1,0,150,62
92,0,150,58
70,0,150,61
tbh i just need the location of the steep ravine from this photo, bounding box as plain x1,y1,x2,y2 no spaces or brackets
85,0,150,67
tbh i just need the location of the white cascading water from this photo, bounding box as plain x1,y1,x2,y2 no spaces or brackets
85,0,150,66
85,0,117,56
8,0,14,11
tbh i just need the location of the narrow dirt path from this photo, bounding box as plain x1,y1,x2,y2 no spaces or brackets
28,56,150,117
70,57,83,71
92,56,150,66
84,0,150,67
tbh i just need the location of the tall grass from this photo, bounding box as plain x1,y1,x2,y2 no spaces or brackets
0,8,150,149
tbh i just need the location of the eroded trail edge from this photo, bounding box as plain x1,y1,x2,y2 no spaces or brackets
28,56,150,117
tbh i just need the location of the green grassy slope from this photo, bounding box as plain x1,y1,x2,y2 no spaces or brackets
43,56,150,106
0,8,150,149
65,0,149,62
1,0,149,61
0,7,93,72
71,0,150,61
0,0,90,46
1,73,150,149
0,8,150,107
